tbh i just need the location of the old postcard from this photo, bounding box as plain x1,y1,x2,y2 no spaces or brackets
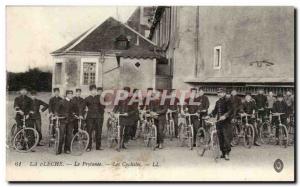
6,6,295,181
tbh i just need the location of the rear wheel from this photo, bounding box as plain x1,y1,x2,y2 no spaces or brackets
244,124,254,149
150,125,157,151
107,125,114,148
196,127,206,148
54,128,60,154
116,126,121,152
13,128,39,153
71,130,89,156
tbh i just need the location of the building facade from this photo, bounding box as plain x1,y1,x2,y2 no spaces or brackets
51,15,169,95
148,6,294,94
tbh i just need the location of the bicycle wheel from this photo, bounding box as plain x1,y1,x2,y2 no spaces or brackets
231,124,239,146
116,125,121,152
188,125,194,150
244,124,254,149
71,130,89,156
211,131,220,162
268,125,277,145
54,127,60,154
195,127,206,148
170,120,175,141
178,123,186,147
107,124,115,148
134,120,141,139
164,123,170,138
13,127,39,153
150,124,157,151
10,123,18,146
278,125,288,148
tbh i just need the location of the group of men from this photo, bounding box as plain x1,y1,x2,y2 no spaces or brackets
13,85,294,159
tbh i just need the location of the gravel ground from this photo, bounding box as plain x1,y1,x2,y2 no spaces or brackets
6,92,295,181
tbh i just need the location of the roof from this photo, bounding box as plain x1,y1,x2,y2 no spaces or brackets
185,77,294,83
116,45,164,59
51,17,157,55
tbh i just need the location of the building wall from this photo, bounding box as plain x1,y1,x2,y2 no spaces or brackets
196,7,294,81
119,57,156,90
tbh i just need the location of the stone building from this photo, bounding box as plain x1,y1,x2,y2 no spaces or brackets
148,6,294,94
51,14,169,95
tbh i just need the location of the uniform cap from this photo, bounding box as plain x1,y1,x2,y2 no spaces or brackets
217,88,225,93
75,88,82,92
89,84,97,91
97,87,103,91
66,90,73,95
123,86,130,92
147,87,153,91
53,88,60,92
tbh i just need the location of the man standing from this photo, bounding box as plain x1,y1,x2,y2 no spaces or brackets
184,88,201,147
284,90,294,116
49,88,63,116
272,93,289,143
113,87,132,149
230,89,242,119
254,88,267,121
266,91,276,117
82,85,105,151
153,89,168,149
130,88,141,140
55,90,76,154
209,88,233,160
166,89,180,137
241,92,260,146
14,86,34,131
71,88,85,134
198,87,210,125
30,90,48,146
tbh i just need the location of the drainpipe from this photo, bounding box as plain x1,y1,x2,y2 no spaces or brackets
194,6,199,78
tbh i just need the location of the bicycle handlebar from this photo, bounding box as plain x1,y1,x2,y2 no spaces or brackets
272,113,285,116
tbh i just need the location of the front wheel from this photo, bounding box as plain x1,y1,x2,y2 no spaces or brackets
211,131,220,162
231,124,239,146
71,130,90,156
178,123,186,147
13,127,39,153
188,125,194,150
169,120,175,141
278,124,288,148
150,125,157,151
196,127,206,148
244,124,254,149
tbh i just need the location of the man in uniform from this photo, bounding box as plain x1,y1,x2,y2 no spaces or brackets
30,90,48,146
284,90,294,117
71,88,85,134
55,90,76,154
81,85,105,151
113,87,132,149
254,88,267,122
184,88,201,147
198,87,210,126
14,86,34,131
209,88,233,160
166,89,180,137
49,88,63,116
130,88,141,140
240,92,260,146
230,89,242,119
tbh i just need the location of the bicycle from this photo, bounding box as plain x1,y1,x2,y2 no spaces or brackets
198,117,221,162
178,112,198,150
259,108,273,144
142,111,158,151
48,115,65,154
70,115,90,156
231,113,255,148
195,111,209,148
272,113,289,148
134,109,146,139
165,110,177,141
12,113,39,153
106,112,128,152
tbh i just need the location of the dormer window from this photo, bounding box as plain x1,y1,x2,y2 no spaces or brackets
115,35,129,50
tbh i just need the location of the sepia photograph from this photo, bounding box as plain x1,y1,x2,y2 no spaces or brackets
5,5,295,182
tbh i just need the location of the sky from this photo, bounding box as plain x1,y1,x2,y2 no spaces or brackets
6,6,137,72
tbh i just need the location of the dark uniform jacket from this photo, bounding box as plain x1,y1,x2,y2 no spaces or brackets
166,97,180,111
83,95,105,119
184,96,201,114
14,95,34,117
32,99,48,119
55,98,77,120
272,101,288,118
230,95,242,117
71,96,85,116
254,94,267,109
210,97,232,121
49,96,63,114
199,95,210,112
241,101,256,115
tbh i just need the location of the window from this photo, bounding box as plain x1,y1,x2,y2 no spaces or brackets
213,46,222,69
55,63,62,84
82,62,96,85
